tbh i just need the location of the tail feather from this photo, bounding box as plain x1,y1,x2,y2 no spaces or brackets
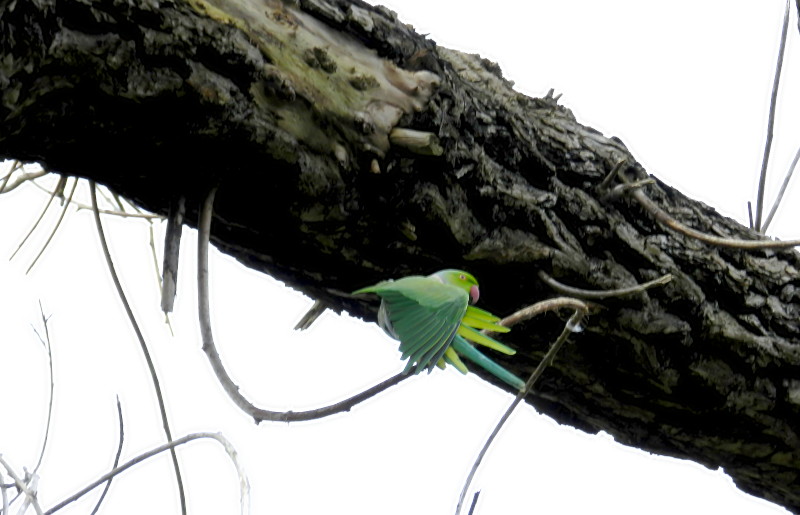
451,335,525,391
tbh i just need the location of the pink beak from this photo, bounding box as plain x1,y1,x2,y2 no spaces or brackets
469,285,480,304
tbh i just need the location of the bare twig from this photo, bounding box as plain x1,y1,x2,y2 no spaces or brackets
0,160,22,192
44,432,249,515
161,196,185,314
762,143,800,232
495,297,593,331
630,184,800,249
0,456,42,515
467,491,480,515
455,306,588,515
9,176,66,262
538,271,672,299
754,0,790,232
294,300,328,330
89,398,125,515
197,188,413,422
597,159,628,192
0,470,8,515
88,181,187,514
28,180,161,219
0,168,47,194
30,302,55,475
25,178,77,274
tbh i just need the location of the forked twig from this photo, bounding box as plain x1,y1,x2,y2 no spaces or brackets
25,178,77,274
538,270,672,299
9,175,66,261
0,455,42,515
44,432,249,515
630,184,800,249
754,0,791,232
197,188,413,422
0,168,47,194
88,181,187,514
605,162,800,249
28,180,161,219
455,303,589,515
0,160,22,192
30,302,55,475
90,398,125,515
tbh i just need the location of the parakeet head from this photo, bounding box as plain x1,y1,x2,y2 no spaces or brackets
430,269,480,304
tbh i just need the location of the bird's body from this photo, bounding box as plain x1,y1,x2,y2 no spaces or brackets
354,269,525,390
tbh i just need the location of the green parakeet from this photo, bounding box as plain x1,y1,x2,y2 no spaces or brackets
354,269,525,390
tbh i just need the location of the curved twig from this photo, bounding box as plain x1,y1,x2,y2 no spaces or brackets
89,181,187,514
754,0,790,231
538,270,673,299
25,177,77,274
29,179,161,219
31,301,55,475
630,185,800,249
90,397,125,515
455,306,588,515
9,175,66,261
0,168,47,194
494,296,593,331
44,432,249,515
197,188,413,422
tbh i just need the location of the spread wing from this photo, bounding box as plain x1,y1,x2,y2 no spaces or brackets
355,276,468,373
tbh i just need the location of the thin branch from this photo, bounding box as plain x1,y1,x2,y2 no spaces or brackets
88,181,187,515
148,220,175,336
44,432,249,515
762,143,800,232
604,152,800,249
0,456,42,515
495,296,593,331
597,158,628,192
161,196,185,314
197,188,412,422
0,160,22,192
0,169,47,194
89,397,124,515
25,178,78,274
754,0,790,232
0,471,8,515
9,176,66,261
467,491,480,515
630,184,800,249
30,301,55,475
455,307,588,515
294,300,328,330
538,271,673,300
29,180,161,219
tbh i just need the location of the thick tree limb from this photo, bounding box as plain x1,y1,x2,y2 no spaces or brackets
2,0,800,510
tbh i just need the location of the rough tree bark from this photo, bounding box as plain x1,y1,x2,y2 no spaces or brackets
2,0,799,511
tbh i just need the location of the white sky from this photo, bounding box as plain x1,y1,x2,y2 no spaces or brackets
0,1,797,514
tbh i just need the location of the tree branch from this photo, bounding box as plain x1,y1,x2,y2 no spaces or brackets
2,0,800,510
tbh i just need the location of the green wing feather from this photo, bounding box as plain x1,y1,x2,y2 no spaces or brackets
355,276,468,373
462,306,510,333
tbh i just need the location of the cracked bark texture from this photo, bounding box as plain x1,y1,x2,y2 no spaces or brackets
2,0,800,511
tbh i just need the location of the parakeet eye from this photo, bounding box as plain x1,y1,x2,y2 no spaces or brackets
459,274,466,280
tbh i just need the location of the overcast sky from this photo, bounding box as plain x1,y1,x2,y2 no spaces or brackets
0,1,797,514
